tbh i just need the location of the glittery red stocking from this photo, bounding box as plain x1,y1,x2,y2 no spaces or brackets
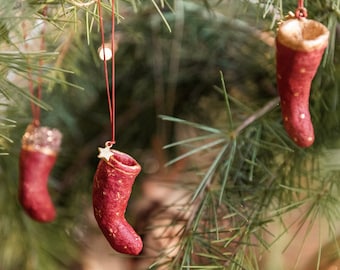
19,124,62,222
93,146,143,255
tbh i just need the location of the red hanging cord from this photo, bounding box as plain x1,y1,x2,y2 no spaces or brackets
295,0,308,19
22,21,37,126
111,1,115,145
97,0,116,145
22,7,47,127
35,6,48,126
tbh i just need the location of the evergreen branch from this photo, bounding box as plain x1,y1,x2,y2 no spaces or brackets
231,96,280,138
159,89,288,268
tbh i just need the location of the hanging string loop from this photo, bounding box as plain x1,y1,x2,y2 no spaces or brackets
22,6,48,127
97,0,116,145
295,0,308,19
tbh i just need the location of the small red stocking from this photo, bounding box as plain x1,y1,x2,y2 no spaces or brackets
276,16,329,147
93,146,143,255
19,124,62,222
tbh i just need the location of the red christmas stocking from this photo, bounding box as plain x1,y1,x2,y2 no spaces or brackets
276,17,329,147
19,124,62,222
93,146,143,255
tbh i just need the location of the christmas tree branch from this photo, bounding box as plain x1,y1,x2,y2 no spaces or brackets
231,96,280,138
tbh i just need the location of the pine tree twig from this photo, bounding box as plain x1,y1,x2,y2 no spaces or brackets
231,96,280,138
158,96,280,257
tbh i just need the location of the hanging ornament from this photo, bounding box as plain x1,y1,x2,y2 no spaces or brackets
19,7,62,223
92,0,143,255
19,124,62,222
93,144,143,255
276,0,329,147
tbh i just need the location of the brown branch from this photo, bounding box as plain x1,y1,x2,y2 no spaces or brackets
232,96,280,138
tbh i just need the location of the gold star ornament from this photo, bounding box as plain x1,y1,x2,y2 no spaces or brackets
97,146,114,162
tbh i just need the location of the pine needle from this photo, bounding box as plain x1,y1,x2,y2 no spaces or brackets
191,143,229,202
151,0,172,32
165,138,226,167
159,115,223,134
219,139,236,204
219,71,233,131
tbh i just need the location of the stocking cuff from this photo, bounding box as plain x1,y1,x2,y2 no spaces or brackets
21,124,62,155
277,18,329,52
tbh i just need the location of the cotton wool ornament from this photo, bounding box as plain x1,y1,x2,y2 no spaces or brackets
276,2,329,147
